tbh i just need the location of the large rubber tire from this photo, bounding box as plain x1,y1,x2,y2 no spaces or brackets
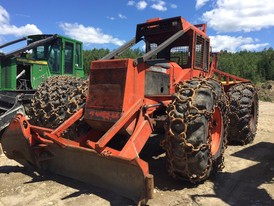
28,75,88,139
162,78,228,183
227,83,259,145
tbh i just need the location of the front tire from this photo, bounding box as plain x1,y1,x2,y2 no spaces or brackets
162,78,228,183
28,75,88,139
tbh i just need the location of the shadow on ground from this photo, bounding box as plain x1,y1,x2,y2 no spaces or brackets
0,162,134,206
0,134,195,206
1,139,273,206
190,141,274,205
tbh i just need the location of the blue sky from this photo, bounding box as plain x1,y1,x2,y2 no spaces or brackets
0,0,274,52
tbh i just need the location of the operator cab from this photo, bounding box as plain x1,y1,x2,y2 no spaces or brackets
136,16,210,72
0,34,84,92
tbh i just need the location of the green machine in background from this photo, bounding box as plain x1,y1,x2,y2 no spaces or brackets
0,34,85,135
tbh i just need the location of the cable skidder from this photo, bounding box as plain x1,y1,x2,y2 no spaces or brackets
1,16,258,205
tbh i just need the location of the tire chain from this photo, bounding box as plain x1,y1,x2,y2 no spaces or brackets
227,82,258,144
161,77,229,183
28,75,89,139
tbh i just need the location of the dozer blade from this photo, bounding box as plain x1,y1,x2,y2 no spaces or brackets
1,114,154,205
0,93,26,134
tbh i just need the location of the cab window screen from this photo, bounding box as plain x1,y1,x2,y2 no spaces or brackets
48,43,61,73
64,42,73,74
76,43,82,67
170,46,190,68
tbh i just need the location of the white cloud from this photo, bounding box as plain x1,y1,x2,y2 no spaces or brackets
127,0,172,11
127,0,135,6
151,0,167,11
239,43,269,51
195,0,210,9
202,0,274,32
0,5,9,25
210,35,269,52
118,13,127,19
136,1,148,10
170,4,177,9
107,14,127,21
107,16,115,20
59,22,125,46
0,6,41,36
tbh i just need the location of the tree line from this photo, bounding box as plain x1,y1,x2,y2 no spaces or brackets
83,48,144,74
218,48,274,83
83,47,274,83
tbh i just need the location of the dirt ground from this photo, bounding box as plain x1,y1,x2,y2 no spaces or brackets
0,101,273,206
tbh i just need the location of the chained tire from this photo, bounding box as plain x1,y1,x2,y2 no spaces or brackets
162,78,229,183
227,82,258,145
28,75,88,139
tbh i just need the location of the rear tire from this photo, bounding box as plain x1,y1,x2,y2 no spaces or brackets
227,83,258,145
28,75,88,139
162,78,228,183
